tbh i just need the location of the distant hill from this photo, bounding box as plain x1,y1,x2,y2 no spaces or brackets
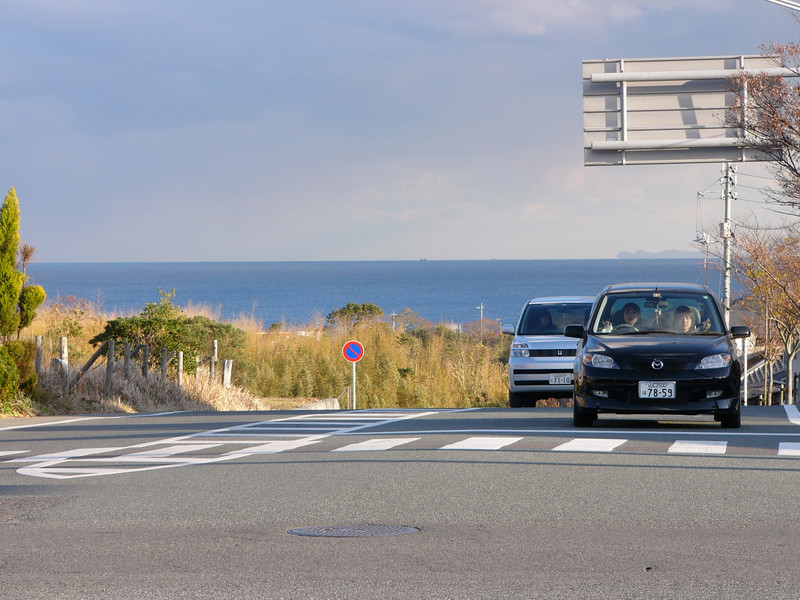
617,249,704,259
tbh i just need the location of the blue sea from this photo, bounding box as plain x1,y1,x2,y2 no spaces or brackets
26,259,724,328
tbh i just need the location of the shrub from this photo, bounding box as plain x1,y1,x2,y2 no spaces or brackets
4,339,37,396
0,345,20,411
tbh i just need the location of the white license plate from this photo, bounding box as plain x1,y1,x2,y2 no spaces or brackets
549,373,572,385
639,381,676,399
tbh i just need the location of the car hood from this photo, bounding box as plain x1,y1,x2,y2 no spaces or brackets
585,333,733,360
517,334,579,347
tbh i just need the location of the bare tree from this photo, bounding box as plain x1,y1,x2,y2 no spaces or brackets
728,42,800,214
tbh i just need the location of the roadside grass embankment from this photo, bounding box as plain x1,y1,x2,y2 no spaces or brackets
11,297,511,416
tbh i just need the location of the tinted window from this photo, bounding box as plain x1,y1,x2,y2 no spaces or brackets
519,303,592,335
590,292,724,335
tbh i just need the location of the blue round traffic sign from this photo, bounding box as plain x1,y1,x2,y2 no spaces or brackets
342,340,364,362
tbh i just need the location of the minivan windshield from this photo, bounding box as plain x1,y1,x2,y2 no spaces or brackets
519,302,592,336
590,292,724,335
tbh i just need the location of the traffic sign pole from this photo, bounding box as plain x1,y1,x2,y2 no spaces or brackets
351,361,356,410
342,340,364,411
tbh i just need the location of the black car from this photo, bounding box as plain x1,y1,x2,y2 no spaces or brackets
564,283,750,428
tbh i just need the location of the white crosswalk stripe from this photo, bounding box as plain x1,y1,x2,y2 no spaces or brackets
552,438,627,452
440,436,522,450
333,437,420,452
668,440,727,454
778,442,800,456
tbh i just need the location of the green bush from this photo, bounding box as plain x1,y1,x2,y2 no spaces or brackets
4,339,37,396
0,345,20,411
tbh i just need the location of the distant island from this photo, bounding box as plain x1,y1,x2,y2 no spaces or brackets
617,249,704,259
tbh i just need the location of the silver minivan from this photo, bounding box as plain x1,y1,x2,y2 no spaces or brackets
503,296,594,407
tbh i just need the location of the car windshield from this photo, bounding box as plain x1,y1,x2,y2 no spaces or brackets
518,302,592,336
589,292,725,335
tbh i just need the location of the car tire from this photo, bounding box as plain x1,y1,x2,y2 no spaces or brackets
573,397,595,428
720,401,741,429
509,391,525,408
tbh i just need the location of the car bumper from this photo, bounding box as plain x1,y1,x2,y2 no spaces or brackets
574,370,740,415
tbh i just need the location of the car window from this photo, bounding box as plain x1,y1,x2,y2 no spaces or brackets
590,292,724,335
519,303,592,335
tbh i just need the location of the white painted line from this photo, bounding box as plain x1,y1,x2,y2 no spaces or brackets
668,440,727,454
333,437,420,452
784,405,800,426
0,450,28,458
110,444,221,462
778,442,800,456
9,447,124,462
222,438,322,456
440,436,522,451
552,438,627,452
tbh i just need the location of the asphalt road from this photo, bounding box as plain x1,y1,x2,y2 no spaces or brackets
2,406,800,599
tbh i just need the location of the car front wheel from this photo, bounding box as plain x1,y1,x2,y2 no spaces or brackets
720,401,741,429
573,395,595,427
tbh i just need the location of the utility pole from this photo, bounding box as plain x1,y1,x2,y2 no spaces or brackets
721,162,736,328
476,302,485,342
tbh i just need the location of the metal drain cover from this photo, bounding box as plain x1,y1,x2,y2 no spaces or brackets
288,525,419,538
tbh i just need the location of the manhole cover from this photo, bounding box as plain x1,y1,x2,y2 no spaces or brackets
288,525,419,538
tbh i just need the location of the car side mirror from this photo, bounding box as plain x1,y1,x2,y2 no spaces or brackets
502,323,516,336
563,324,586,339
730,326,750,339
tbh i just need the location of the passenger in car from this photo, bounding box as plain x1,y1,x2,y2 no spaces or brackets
672,305,696,333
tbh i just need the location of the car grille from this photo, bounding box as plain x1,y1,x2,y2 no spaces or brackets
628,359,689,375
527,349,576,357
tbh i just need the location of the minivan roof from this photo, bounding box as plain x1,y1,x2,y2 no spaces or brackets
526,296,595,305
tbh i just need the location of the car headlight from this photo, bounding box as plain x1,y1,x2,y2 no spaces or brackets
696,353,732,369
510,343,529,358
582,353,618,369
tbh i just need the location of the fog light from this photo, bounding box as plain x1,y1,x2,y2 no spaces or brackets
706,390,723,399
593,389,609,398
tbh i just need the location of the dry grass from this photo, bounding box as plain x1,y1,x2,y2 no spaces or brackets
34,365,314,415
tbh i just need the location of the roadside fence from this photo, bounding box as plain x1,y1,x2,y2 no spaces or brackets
34,336,234,397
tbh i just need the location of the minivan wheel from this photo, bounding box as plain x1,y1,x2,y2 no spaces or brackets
509,391,525,408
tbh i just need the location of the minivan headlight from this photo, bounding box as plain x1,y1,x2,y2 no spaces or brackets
696,353,732,369
583,353,618,369
510,343,529,358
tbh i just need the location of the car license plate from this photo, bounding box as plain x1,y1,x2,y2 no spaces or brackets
639,381,676,399
550,373,572,385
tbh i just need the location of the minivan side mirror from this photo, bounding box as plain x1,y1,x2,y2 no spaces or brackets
563,324,586,339
502,323,516,336
730,325,750,339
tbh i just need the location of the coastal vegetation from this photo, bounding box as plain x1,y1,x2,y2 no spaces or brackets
13,295,510,416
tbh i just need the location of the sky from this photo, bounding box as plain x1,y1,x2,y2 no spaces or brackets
3,0,800,263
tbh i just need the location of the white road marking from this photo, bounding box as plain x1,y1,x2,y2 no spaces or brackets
784,405,800,426
440,436,522,450
222,438,323,456
108,444,222,462
333,437,420,452
668,440,727,454
9,447,124,462
552,438,627,452
0,450,28,458
778,442,800,456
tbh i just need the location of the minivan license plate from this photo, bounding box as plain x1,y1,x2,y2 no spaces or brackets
639,381,676,399
550,373,572,385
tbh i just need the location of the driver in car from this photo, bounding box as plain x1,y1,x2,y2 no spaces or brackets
600,302,641,332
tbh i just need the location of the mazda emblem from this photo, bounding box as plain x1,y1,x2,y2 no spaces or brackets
651,359,664,370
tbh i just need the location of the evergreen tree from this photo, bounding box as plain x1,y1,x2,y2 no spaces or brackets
0,189,24,340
